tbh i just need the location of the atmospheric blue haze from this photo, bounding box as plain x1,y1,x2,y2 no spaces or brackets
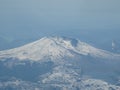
0,1,120,89
0,0,120,50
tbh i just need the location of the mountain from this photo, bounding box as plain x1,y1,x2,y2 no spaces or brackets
0,36,120,90
0,36,120,61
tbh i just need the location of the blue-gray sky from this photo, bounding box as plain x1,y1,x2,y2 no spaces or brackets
0,0,120,40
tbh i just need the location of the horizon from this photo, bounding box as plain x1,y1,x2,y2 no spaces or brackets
0,0,120,51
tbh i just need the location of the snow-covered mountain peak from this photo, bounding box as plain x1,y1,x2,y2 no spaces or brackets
0,36,76,61
0,36,120,89
0,36,120,61
42,36,79,48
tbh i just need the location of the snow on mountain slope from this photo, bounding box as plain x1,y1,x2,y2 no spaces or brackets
0,37,120,60
1,79,120,90
0,36,120,61
0,36,120,90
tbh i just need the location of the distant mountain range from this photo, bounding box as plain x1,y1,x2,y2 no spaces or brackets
0,36,120,90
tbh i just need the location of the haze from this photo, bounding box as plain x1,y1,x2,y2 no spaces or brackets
0,0,120,50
